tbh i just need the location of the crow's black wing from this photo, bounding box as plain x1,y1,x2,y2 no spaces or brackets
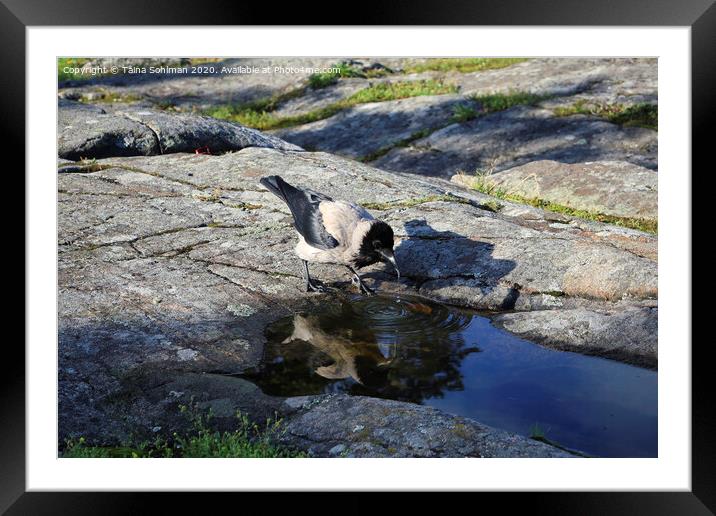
259,176,339,249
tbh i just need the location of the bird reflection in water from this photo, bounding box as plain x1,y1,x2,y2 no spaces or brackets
282,313,392,387
241,295,481,403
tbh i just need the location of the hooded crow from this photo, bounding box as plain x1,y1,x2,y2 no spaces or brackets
259,175,399,294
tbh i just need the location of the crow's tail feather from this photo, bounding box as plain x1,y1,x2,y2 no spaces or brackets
258,175,339,250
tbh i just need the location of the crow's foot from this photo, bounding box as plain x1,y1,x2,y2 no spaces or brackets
351,276,375,295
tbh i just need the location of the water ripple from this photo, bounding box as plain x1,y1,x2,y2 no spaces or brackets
339,294,473,341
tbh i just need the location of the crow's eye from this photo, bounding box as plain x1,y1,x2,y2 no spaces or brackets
372,239,382,249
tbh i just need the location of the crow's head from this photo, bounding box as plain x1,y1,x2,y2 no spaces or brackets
357,220,399,278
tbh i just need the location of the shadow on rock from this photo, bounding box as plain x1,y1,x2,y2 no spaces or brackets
56,298,306,448
275,95,467,160
393,218,519,310
373,105,658,178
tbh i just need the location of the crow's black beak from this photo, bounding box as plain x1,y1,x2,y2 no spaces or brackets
378,249,400,279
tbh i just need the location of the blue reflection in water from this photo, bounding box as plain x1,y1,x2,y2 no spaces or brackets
427,316,657,458
242,294,657,457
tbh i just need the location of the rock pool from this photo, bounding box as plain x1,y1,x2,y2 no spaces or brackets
241,294,657,458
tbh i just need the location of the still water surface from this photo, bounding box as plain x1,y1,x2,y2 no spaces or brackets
241,295,657,457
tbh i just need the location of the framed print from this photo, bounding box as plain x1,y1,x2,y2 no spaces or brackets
7,0,711,512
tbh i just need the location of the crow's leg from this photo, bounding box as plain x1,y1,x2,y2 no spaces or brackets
346,266,374,295
302,260,327,293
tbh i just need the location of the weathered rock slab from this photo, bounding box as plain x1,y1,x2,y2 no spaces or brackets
279,395,574,457
264,58,658,177
274,94,472,159
58,100,301,160
58,101,159,160
57,147,657,456
452,160,657,220
372,106,657,178
64,148,657,348
449,58,656,105
492,307,658,369
272,78,367,117
387,204,657,303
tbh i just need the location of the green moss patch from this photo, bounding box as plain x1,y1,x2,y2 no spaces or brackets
348,79,457,103
403,58,527,74
451,103,479,123
553,100,657,130
451,91,550,124
466,172,657,234
471,90,551,114
62,403,305,458
206,79,457,131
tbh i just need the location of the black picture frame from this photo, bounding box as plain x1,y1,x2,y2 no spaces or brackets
6,0,710,512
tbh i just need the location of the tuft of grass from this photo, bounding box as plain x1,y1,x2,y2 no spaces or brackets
553,100,657,130
467,170,508,198
203,85,318,130
62,402,305,458
471,90,551,113
348,79,457,103
607,103,658,130
206,101,343,132
172,405,302,458
466,170,657,234
403,58,527,74
455,90,549,123
207,80,457,131
451,103,479,123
